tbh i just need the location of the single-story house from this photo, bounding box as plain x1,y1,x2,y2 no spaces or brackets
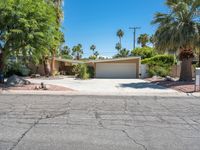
30,57,142,78
49,58,85,75
88,57,141,78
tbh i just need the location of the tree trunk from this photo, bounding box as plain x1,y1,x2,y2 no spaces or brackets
51,55,55,76
198,52,200,67
0,52,4,74
119,38,122,50
0,52,4,83
179,58,193,81
43,59,50,77
77,53,80,60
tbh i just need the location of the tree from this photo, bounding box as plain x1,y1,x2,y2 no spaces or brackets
0,0,58,77
137,34,149,47
116,29,124,49
72,44,83,60
114,48,130,58
94,51,99,57
50,0,64,75
89,44,99,60
60,46,72,59
152,0,200,81
149,35,156,47
90,45,96,53
131,47,157,59
115,43,122,51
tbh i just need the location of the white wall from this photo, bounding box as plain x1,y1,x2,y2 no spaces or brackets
141,64,149,79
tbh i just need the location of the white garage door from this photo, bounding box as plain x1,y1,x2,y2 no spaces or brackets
96,63,137,78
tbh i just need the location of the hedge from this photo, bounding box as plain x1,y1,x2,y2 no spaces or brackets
141,55,175,65
141,55,175,77
132,47,157,59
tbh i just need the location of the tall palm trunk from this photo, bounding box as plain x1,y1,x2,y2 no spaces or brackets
119,37,122,50
180,58,193,81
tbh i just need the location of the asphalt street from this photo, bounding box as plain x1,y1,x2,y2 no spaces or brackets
0,95,200,150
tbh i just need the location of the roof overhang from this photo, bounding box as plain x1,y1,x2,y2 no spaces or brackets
88,57,141,64
52,58,85,64
50,57,141,65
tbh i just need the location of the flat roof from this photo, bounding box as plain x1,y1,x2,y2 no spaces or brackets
88,57,141,63
54,58,85,64
52,56,141,64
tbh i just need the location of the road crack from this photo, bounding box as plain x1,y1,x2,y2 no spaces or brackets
122,130,147,150
9,117,42,150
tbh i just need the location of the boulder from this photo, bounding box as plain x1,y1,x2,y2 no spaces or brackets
6,75,31,86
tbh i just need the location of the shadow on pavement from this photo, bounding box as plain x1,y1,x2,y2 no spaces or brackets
119,82,166,89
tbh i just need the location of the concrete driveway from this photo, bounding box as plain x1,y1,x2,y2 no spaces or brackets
28,77,180,95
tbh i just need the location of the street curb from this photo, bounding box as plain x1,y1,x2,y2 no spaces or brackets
0,90,199,97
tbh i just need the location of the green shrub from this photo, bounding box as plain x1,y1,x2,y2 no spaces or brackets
141,54,175,66
89,55,97,60
141,55,175,77
5,61,31,77
73,64,90,79
87,66,95,78
131,47,157,59
148,66,171,77
62,55,73,59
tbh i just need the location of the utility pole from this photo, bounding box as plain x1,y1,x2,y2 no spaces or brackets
129,27,141,50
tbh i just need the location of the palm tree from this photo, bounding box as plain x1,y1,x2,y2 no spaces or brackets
120,48,130,57
152,0,200,81
137,34,149,47
114,48,130,58
149,35,155,47
90,45,96,55
115,43,122,51
117,29,124,49
94,51,99,58
72,44,83,60
89,45,99,60
60,46,72,59
61,46,70,55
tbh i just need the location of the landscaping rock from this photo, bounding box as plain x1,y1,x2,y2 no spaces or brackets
165,76,177,82
31,74,41,78
152,76,163,80
43,85,49,90
35,85,40,90
6,75,31,86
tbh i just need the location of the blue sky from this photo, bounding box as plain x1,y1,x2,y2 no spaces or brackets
63,0,168,58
